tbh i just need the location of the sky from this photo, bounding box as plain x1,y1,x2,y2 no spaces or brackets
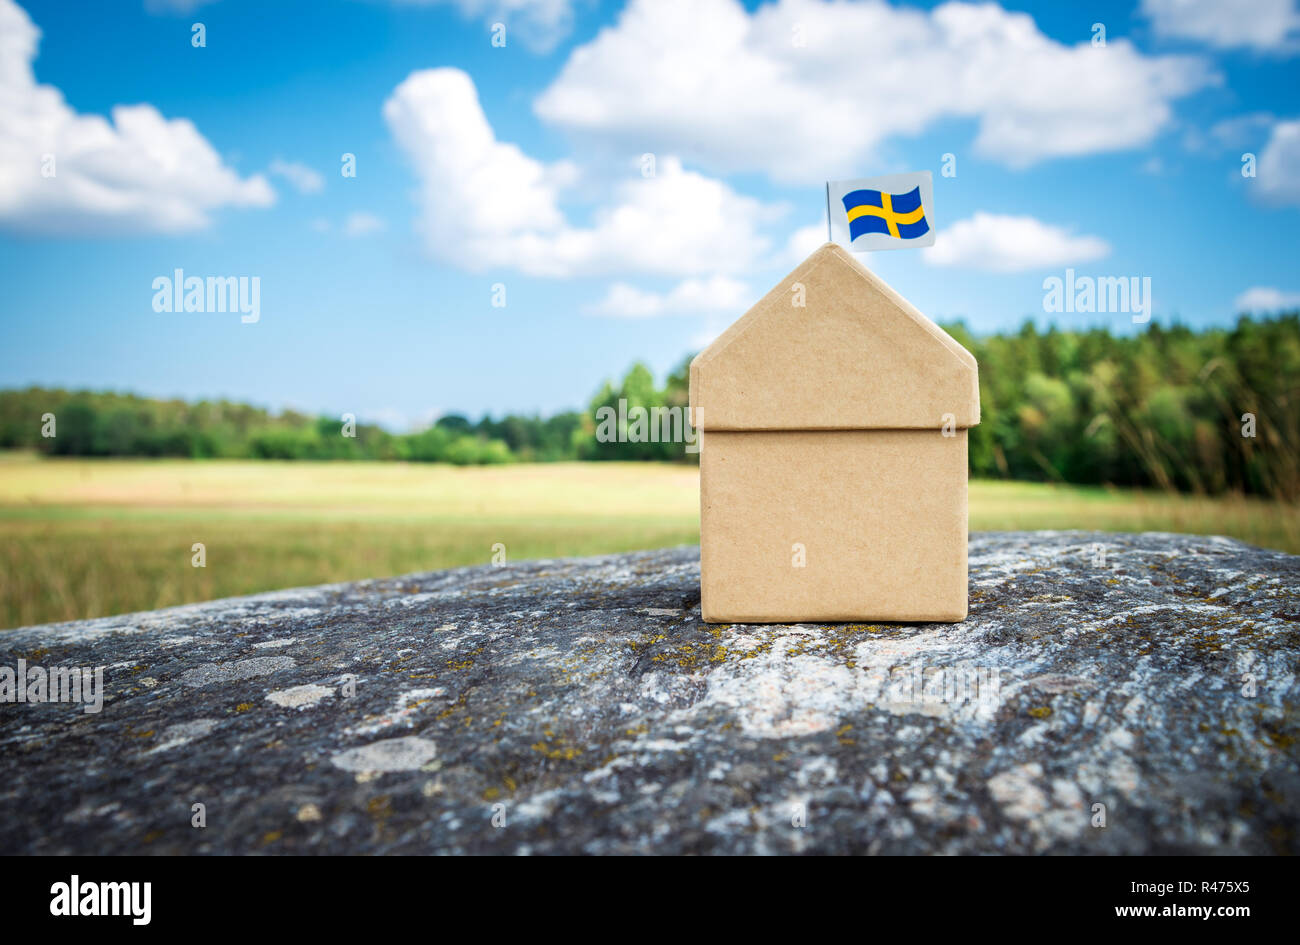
1,0,1298,428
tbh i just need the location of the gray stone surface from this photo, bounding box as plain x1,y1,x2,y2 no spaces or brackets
1,531,1298,855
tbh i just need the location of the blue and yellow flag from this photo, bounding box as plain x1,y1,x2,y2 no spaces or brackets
827,172,936,252
842,186,929,241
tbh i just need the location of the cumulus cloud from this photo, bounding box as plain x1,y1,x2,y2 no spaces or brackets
922,212,1110,272
1253,118,1300,206
534,0,1216,181
784,222,829,263
390,0,576,52
0,0,273,234
1234,286,1300,312
382,67,774,277
586,275,752,318
1142,0,1300,52
268,159,324,194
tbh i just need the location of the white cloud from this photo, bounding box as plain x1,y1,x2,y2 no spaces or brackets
0,0,273,234
382,67,773,277
784,222,828,263
391,0,576,53
586,275,752,318
343,211,385,236
1234,286,1300,312
268,158,324,194
1254,118,1300,206
1142,0,1300,52
534,0,1216,181
922,212,1110,272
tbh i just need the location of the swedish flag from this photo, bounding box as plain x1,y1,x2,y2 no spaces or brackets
842,186,930,242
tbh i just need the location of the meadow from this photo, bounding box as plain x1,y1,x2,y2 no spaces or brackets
2,452,1297,629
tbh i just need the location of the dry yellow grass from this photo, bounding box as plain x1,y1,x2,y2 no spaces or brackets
1,453,1295,629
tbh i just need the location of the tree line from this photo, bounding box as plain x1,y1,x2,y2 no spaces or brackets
2,313,1296,499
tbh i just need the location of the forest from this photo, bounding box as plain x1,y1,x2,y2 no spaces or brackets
2,314,1297,500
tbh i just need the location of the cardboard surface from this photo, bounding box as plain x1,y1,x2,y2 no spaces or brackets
690,243,979,431
700,429,969,623
691,243,979,624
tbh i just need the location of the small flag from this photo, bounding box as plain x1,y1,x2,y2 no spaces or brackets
827,172,936,252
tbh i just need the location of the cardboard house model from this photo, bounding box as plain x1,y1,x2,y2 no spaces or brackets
689,243,980,624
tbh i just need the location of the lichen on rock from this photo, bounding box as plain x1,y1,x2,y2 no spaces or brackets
1,531,1297,854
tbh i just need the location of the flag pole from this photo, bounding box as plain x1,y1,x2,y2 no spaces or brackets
825,183,832,244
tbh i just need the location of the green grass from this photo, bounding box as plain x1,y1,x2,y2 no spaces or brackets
2,453,1296,629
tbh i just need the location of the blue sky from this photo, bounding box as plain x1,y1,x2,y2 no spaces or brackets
2,0,1298,427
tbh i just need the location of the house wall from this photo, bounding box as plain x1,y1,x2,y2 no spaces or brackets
700,429,969,623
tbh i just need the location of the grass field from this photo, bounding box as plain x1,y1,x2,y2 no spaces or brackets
2,452,1297,629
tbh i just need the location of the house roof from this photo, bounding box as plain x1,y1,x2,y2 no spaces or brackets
689,242,980,430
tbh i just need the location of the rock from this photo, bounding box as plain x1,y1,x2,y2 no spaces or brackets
1,531,1297,854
